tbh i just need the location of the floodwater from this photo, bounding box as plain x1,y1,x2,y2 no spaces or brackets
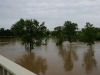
0,38,100,75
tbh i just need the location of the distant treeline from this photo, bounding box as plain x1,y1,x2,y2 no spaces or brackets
0,23,100,41
51,26,100,40
0,19,100,47
51,21,100,46
0,28,14,37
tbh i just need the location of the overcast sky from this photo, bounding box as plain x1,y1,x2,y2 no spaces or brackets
0,0,100,30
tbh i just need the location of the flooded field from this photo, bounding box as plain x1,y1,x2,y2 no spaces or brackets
0,38,100,75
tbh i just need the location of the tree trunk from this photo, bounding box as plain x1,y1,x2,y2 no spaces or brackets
30,42,32,52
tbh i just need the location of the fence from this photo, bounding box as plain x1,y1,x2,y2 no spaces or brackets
0,55,36,75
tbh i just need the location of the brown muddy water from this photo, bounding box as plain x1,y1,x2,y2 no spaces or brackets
0,38,100,75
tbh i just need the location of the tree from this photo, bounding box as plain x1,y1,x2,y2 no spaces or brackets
63,21,78,44
5,29,13,37
82,22,96,46
11,18,47,51
0,28,5,37
54,26,65,45
11,18,25,37
94,27,100,40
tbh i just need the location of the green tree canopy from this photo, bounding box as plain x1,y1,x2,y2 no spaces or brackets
0,28,14,37
82,22,96,46
63,21,78,44
52,21,78,45
54,26,65,45
11,18,48,51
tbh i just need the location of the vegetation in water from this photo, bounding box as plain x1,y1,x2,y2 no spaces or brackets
11,18,49,51
0,19,100,48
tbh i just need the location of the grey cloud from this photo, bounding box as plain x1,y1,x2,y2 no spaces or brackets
0,0,100,30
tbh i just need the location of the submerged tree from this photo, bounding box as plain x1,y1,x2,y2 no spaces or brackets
63,21,78,44
82,22,96,46
94,27,100,40
11,18,48,51
11,19,25,37
52,21,78,45
54,26,65,45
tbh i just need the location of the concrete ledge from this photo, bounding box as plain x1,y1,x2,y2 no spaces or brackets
0,55,36,75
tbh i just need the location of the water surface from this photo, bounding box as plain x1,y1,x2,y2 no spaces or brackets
0,38,100,75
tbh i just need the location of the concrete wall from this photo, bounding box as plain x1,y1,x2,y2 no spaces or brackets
0,55,36,75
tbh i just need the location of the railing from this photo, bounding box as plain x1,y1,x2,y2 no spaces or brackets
0,55,36,75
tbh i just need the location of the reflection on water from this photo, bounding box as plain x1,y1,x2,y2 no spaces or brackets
58,45,78,71
0,38,100,75
15,52,47,75
82,47,97,74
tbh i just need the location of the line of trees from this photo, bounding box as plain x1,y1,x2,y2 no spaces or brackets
0,28,14,37
51,21,100,47
0,19,100,50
